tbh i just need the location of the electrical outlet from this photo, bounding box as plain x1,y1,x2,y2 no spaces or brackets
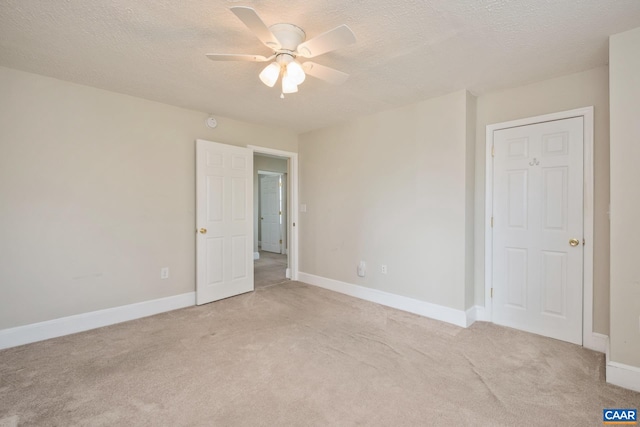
160,267,169,279
381,265,387,274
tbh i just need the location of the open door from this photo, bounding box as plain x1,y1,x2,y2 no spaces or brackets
196,139,253,305
260,174,282,253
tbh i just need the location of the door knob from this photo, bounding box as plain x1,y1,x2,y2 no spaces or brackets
199,228,207,234
569,238,579,247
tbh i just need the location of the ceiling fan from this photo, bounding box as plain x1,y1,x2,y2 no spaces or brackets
207,7,356,97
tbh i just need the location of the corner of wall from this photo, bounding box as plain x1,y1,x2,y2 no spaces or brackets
609,25,640,374
605,334,640,392
465,91,477,310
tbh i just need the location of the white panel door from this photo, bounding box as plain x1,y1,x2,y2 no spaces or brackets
196,140,253,305
260,174,281,253
492,117,584,344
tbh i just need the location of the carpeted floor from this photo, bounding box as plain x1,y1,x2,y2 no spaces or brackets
254,250,288,288
1,281,638,426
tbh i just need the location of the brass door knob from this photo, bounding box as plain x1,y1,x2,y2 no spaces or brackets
199,228,207,234
569,238,579,247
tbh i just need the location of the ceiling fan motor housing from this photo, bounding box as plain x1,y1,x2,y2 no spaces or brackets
269,23,306,53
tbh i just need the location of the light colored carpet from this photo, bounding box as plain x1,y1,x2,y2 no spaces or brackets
254,251,288,289
1,281,638,426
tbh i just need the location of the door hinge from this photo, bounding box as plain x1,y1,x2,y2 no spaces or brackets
491,288,493,298
491,216,494,228
279,239,282,244
279,210,282,215
583,238,586,246
491,145,495,157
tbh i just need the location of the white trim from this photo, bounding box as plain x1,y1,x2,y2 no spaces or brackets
465,307,478,327
484,106,595,347
254,252,260,260
0,292,195,350
248,145,299,281
607,362,640,393
299,272,470,327
466,305,489,325
605,337,640,392
257,170,283,176
584,332,608,354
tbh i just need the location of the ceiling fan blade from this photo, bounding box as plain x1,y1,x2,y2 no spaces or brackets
302,62,349,85
206,53,274,62
230,6,281,50
296,25,356,58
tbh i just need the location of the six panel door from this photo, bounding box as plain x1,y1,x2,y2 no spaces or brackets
492,117,584,344
196,140,254,305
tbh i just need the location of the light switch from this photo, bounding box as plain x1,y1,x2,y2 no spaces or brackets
357,261,366,277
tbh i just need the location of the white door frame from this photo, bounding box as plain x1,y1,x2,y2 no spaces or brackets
249,145,299,281
484,106,597,350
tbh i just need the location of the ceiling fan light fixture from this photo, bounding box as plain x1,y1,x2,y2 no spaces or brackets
282,74,298,94
209,7,355,96
286,60,306,85
259,62,281,87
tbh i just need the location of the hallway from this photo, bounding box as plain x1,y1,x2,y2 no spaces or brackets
254,251,288,288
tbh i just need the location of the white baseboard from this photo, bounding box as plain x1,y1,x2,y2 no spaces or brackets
604,336,640,392
465,305,489,326
0,292,195,350
254,252,260,260
298,272,470,328
607,361,640,393
584,332,608,354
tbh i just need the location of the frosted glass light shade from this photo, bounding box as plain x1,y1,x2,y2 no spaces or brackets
259,62,281,87
286,61,306,85
282,75,298,94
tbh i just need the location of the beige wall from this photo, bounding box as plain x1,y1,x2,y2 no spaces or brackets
474,66,611,334
0,61,619,342
0,66,297,329
609,27,640,367
299,90,474,311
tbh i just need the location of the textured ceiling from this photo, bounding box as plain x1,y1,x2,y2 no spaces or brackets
1,0,640,133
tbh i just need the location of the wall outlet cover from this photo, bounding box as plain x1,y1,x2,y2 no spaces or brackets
357,261,366,277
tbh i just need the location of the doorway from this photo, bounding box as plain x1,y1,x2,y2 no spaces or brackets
195,141,299,305
485,107,594,346
252,148,298,288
